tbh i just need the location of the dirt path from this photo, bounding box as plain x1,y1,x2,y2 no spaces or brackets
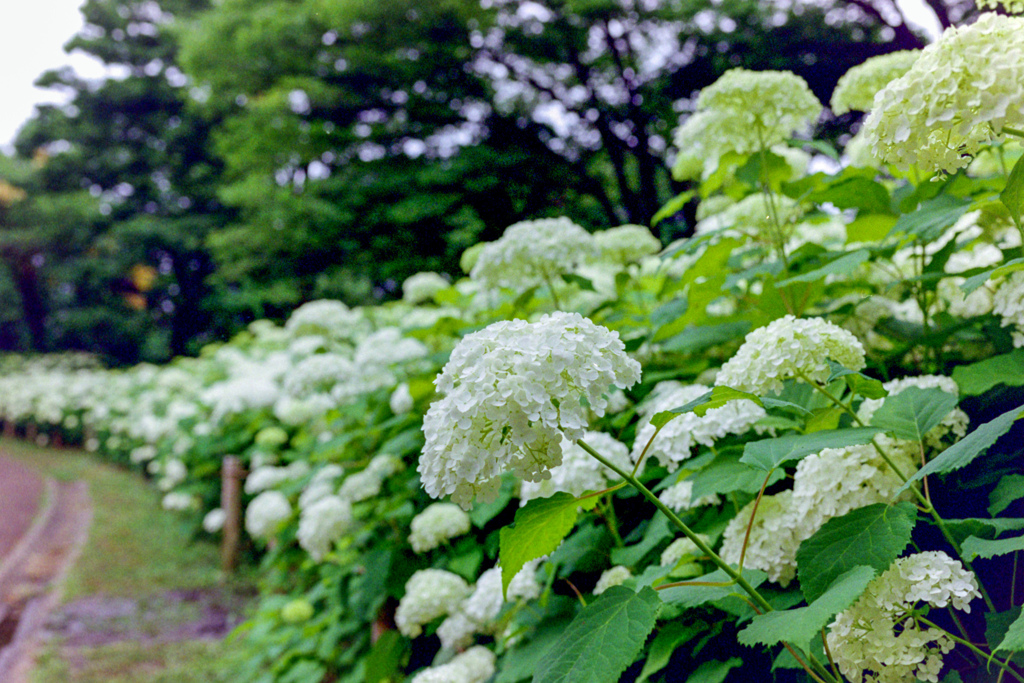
0,455,93,683
0,457,45,561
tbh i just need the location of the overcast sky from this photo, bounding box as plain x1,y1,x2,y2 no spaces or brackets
0,0,104,153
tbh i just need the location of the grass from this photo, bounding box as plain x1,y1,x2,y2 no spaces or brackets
1,438,255,683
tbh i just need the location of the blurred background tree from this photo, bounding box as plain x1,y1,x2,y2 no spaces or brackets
2,0,970,362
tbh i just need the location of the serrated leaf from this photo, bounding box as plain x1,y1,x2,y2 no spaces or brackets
796,503,917,603
738,566,875,648
897,404,1024,494
990,474,1024,516
988,607,1024,662
534,586,661,683
659,567,768,608
740,427,883,472
637,620,707,682
1000,153,1024,226
825,360,887,399
761,397,813,416
686,658,743,683
671,386,765,417
870,387,958,442
952,348,1024,396
961,534,1024,561
889,194,972,243
995,608,1024,654
501,493,599,598
689,452,785,498
945,518,1024,545
776,249,870,287
961,257,1024,295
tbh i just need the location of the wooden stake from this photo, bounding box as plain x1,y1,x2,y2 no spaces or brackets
221,456,244,573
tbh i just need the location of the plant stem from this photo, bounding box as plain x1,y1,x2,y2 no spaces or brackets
917,616,1024,683
1003,127,1024,138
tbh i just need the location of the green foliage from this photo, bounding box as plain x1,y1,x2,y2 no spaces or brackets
960,533,1024,561
952,349,1024,396
533,586,661,683
740,427,883,472
869,387,959,442
989,474,1024,516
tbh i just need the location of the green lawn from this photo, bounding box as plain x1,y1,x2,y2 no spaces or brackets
1,438,255,683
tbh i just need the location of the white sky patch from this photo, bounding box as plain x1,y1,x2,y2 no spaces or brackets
0,0,105,153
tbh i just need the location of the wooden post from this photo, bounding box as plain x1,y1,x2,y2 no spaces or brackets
24,422,37,442
221,456,243,574
51,431,63,449
2,421,14,439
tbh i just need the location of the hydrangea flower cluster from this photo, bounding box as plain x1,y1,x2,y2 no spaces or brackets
409,503,472,553
673,69,821,176
594,225,662,265
402,271,450,304
437,562,542,650
993,272,1024,347
244,490,292,539
694,193,804,245
284,299,370,341
593,566,632,595
519,431,632,503
659,479,721,512
395,569,472,638
631,381,765,468
716,315,866,395
469,218,598,291
410,646,496,683
860,12,1024,173
660,535,708,568
720,491,802,585
338,453,404,503
830,51,920,115
418,312,641,509
827,552,981,683
296,495,352,561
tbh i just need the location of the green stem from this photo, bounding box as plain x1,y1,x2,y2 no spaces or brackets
917,616,1024,683
1003,127,1024,139
541,269,564,311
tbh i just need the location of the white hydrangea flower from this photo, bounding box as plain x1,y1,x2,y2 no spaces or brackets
827,552,981,683
409,503,472,553
694,193,804,244
660,535,709,568
390,382,415,415
716,315,866,396
410,646,496,683
297,495,353,561
418,312,641,509
354,328,428,367
403,271,450,304
202,507,226,533
861,13,1024,174
161,492,198,512
594,225,662,265
245,490,292,539
395,569,472,638
244,462,311,495
469,217,599,291
299,465,344,509
594,566,633,595
631,382,765,468
993,272,1024,347
285,299,370,341
720,491,802,585
519,431,632,503
659,479,721,512
831,51,920,115
437,562,542,649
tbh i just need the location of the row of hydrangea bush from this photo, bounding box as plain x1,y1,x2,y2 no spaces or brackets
2,5,1024,682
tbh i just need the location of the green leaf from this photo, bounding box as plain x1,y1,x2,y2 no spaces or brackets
961,534,1024,561
796,503,917,603
500,493,600,598
652,190,696,227
889,194,972,243
637,620,708,682
988,607,1024,662
952,348,1024,395
1000,153,1024,226
990,474,1024,516
670,386,765,418
498,619,574,683
740,427,883,472
738,566,875,648
561,273,596,292
897,404,1024,494
363,630,406,683
611,515,673,566
469,476,516,527
961,257,1024,295
944,518,1024,545
995,608,1024,654
846,214,897,242
686,658,743,683
869,387,958,442
660,321,751,355
761,397,813,416
826,360,887,399
689,452,786,499
534,586,661,683
776,249,870,286
659,567,768,609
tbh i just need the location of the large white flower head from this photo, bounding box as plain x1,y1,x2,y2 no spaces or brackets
660,535,709,568
402,271,450,304
827,552,981,683
720,491,802,585
395,569,472,638
659,479,721,512
469,217,599,291
716,315,866,396
285,299,370,341
594,566,633,595
632,382,765,468
993,272,1024,347
673,69,821,174
418,312,641,509
831,51,920,115
296,495,352,561
594,225,662,265
244,491,292,539
436,562,542,650
860,12,1024,174
409,503,472,553
410,646,496,683
519,431,632,503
